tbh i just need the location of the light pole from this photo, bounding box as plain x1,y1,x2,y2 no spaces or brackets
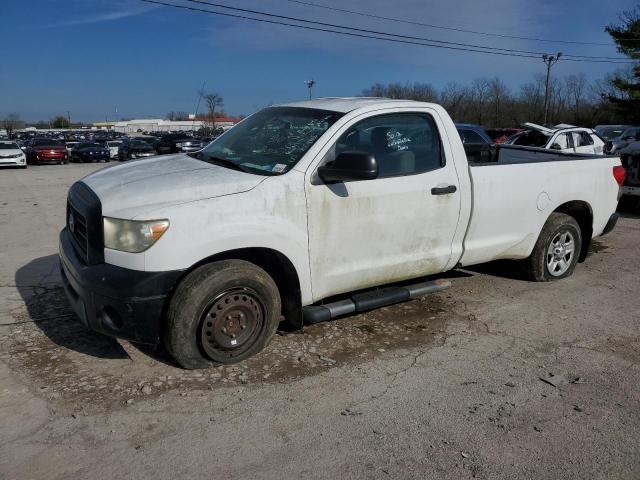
66,110,71,128
305,79,316,100
542,52,562,125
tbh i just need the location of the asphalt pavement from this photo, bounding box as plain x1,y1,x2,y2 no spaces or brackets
1,163,639,479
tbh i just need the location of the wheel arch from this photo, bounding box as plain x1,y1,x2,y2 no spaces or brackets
166,247,303,333
552,200,593,262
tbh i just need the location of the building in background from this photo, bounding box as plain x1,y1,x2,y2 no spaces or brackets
109,116,240,133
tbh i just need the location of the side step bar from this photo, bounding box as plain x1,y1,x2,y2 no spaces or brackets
302,279,451,325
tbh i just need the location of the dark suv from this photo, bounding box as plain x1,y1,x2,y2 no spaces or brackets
117,139,156,161
156,134,192,154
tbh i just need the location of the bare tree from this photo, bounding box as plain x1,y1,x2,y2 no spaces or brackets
361,82,437,102
1,113,22,138
565,73,588,123
440,83,469,121
470,78,490,125
360,71,633,128
203,93,224,129
488,77,510,127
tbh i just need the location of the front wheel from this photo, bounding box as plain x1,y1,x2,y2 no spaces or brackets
165,260,281,369
524,212,582,282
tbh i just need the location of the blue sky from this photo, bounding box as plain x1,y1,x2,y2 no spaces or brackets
1,0,637,122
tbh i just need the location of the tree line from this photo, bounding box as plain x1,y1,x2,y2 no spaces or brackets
361,8,640,128
360,71,630,128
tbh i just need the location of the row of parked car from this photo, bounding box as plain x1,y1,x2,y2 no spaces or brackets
453,122,639,206
0,133,217,167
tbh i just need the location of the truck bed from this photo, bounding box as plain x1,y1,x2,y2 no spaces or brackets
464,143,607,165
459,145,621,267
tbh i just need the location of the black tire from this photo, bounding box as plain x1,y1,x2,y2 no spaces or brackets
165,260,281,369
524,212,582,282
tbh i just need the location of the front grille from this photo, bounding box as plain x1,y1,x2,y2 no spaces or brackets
67,200,89,262
67,182,104,265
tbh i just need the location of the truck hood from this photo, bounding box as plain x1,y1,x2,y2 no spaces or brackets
82,154,266,219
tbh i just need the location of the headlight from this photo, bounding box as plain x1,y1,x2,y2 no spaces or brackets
103,217,169,253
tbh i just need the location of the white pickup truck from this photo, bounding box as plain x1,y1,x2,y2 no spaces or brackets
59,98,624,368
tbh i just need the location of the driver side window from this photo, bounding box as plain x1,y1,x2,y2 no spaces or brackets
333,113,443,178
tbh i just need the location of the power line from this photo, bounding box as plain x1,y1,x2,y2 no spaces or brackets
141,0,539,59
142,0,636,63
285,0,629,47
181,0,631,61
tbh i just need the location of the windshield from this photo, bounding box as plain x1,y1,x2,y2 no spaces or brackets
597,127,626,140
199,107,343,175
507,130,550,147
0,142,20,150
621,128,639,140
33,139,62,146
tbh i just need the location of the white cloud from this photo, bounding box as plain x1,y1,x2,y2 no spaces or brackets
36,0,156,28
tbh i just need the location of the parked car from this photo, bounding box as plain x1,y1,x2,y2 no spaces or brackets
178,138,207,153
602,126,640,154
505,123,605,155
26,138,68,165
455,123,492,144
156,134,192,154
59,98,622,369
117,138,156,160
64,141,81,157
71,142,110,163
106,141,123,159
485,128,522,144
594,125,630,142
455,123,492,163
0,141,27,168
137,136,160,153
618,141,640,207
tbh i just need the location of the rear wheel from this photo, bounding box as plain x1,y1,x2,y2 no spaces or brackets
165,260,281,369
524,213,582,282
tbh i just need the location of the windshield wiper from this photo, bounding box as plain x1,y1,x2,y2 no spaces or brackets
199,154,250,173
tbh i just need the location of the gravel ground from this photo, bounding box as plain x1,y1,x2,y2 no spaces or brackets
1,163,639,479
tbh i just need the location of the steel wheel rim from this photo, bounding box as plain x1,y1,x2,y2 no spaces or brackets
546,230,575,277
200,287,265,359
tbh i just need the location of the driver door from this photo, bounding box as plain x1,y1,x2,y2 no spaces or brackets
305,110,462,302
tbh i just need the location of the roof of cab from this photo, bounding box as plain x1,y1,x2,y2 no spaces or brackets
277,97,433,113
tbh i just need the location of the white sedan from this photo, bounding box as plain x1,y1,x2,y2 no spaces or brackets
0,141,27,168
506,123,605,155
106,141,123,159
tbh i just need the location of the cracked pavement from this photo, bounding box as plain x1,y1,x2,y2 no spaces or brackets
1,163,639,479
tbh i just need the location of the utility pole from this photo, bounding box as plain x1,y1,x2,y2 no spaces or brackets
305,79,316,100
194,80,206,133
542,52,562,125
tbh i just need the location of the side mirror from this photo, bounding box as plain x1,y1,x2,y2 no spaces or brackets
624,136,635,141
317,151,378,183
550,143,563,150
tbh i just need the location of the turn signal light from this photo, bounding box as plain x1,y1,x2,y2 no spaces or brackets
613,166,626,186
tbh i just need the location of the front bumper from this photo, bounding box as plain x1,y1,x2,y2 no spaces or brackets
132,151,155,158
78,154,109,162
0,157,26,167
59,228,183,344
36,153,67,163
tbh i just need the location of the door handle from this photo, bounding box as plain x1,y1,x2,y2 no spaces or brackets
431,185,457,195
